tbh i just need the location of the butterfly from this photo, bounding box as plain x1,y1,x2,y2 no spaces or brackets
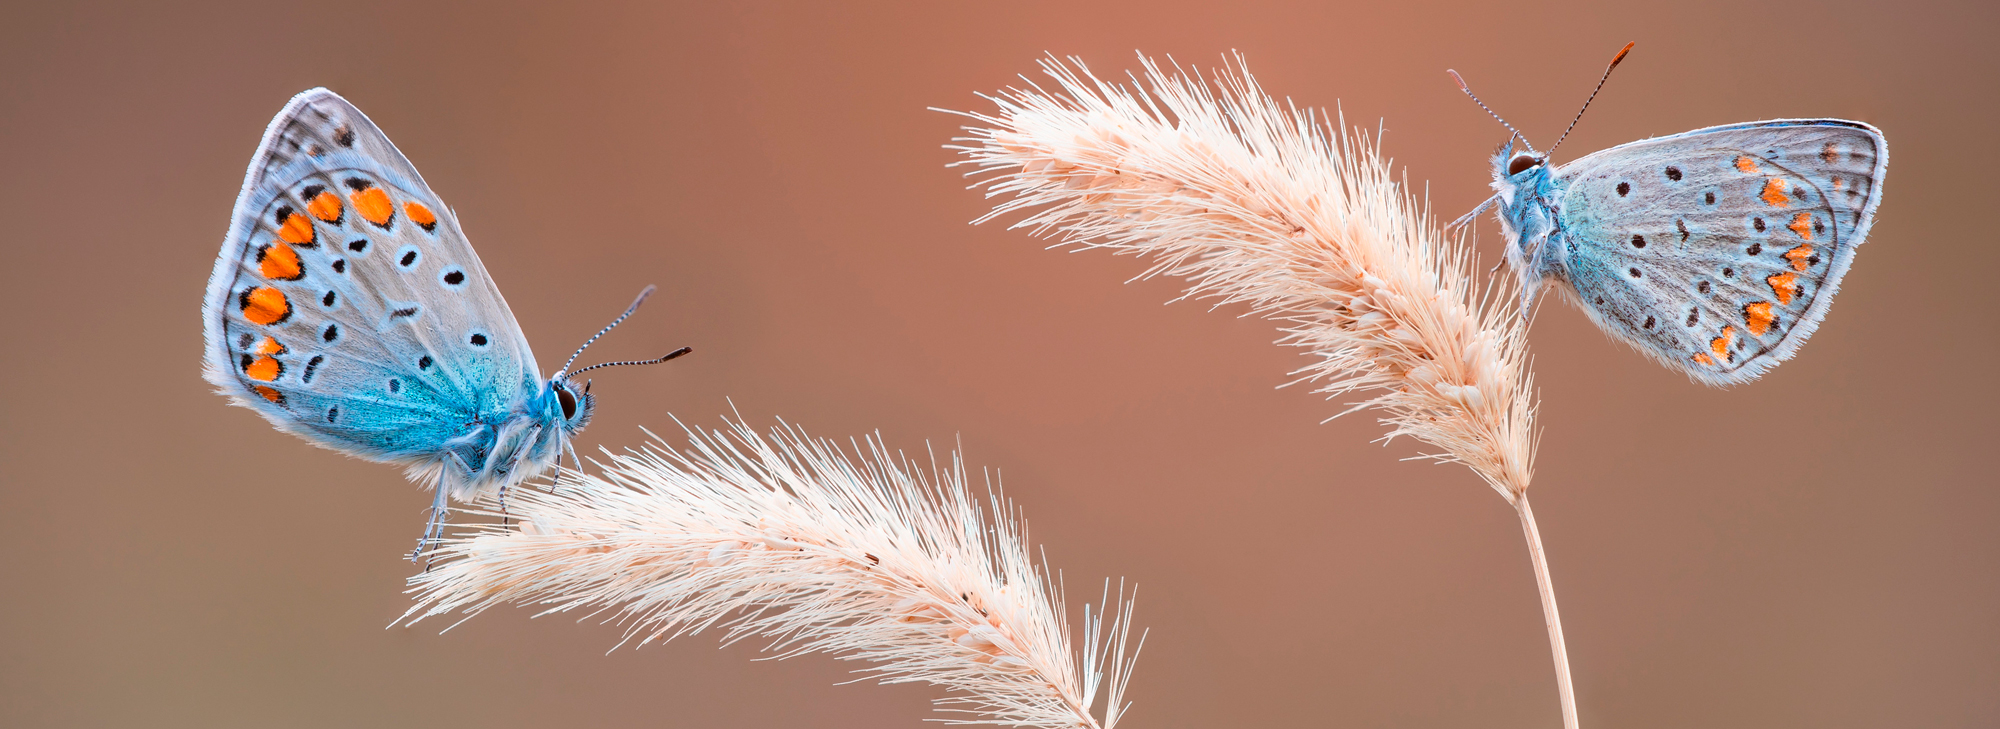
1450,43,1887,385
201,88,691,559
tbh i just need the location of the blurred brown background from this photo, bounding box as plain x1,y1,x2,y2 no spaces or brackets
2,1,1995,727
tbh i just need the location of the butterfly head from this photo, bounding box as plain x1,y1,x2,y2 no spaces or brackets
549,377,596,436
1503,147,1546,179
1492,137,1547,183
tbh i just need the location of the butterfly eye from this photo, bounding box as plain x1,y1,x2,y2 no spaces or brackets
557,385,578,420
1508,155,1543,176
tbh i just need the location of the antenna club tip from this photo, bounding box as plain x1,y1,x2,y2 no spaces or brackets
1611,41,1635,67
1446,69,1468,91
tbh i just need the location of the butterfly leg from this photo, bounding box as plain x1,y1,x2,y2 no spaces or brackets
557,439,586,494
1448,193,1499,231
409,474,451,565
1516,279,1548,325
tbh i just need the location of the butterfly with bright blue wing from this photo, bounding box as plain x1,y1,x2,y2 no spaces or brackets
1451,43,1887,385
202,88,690,559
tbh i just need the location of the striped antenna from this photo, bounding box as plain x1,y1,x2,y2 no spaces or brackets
556,285,656,380
1448,68,1537,155
1547,42,1635,157
565,346,693,380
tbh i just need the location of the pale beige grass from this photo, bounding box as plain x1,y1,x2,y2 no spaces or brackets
403,418,1142,729
947,54,1578,728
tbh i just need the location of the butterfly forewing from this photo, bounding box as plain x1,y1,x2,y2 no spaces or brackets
1553,120,1885,384
203,89,542,467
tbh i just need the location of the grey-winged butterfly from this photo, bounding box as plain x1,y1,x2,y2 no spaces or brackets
1451,43,1887,385
201,89,692,560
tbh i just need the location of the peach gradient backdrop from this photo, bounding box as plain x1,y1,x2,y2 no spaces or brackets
1,1,1994,727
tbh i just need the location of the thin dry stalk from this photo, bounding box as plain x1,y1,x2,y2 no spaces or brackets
403,417,1143,729
946,54,1575,728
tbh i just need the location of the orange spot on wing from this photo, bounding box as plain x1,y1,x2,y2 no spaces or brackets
245,355,282,382
1711,325,1736,359
351,187,395,226
404,201,437,231
1744,301,1776,336
253,385,285,404
1833,177,1845,191
1760,178,1790,207
1788,213,1814,240
277,211,315,245
1784,244,1815,270
307,190,343,222
1767,272,1800,305
1821,142,1840,163
1735,155,1760,173
240,286,290,325
257,242,302,281
1693,352,1715,366
253,336,287,355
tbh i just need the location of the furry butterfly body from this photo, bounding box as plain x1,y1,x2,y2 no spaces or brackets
202,89,684,555
1488,119,1886,385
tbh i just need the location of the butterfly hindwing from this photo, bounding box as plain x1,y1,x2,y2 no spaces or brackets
1553,120,1886,384
202,89,543,487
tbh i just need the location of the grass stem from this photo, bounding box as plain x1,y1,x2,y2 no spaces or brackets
1515,494,1577,729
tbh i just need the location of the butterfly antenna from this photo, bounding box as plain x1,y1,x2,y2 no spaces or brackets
566,347,693,380
1448,68,1537,155
1547,41,1635,157
555,285,657,380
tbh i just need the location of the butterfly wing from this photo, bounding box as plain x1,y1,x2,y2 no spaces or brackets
1551,119,1886,384
202,88,545,493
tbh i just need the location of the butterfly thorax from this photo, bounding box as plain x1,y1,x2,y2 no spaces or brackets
421,377,589,500
1489,141,1572,309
